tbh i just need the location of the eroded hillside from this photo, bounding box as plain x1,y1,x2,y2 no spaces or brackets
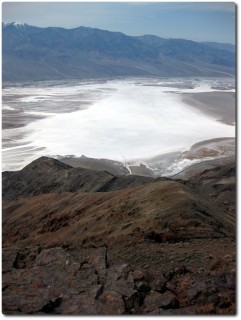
2,157,236,314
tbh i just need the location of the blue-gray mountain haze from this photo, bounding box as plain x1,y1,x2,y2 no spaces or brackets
2,22,235,81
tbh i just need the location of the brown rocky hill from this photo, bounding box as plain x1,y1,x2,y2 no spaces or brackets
2,156,153,200
2,157,236,315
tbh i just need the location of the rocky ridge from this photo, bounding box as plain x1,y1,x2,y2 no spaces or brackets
2,156,236,314
2,156,153,200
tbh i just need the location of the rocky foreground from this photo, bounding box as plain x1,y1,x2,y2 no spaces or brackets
2,157,236,314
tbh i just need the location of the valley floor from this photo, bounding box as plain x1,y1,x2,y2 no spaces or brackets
2,78,235,172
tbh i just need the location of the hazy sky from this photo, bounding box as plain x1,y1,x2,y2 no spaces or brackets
2,2,236,44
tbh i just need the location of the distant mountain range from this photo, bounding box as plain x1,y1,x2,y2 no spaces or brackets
2,22,235,81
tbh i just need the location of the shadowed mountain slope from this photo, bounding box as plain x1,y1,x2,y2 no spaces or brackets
3,23,235,81
2,157,154,200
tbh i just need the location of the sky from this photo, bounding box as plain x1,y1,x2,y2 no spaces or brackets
2,2,236,44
